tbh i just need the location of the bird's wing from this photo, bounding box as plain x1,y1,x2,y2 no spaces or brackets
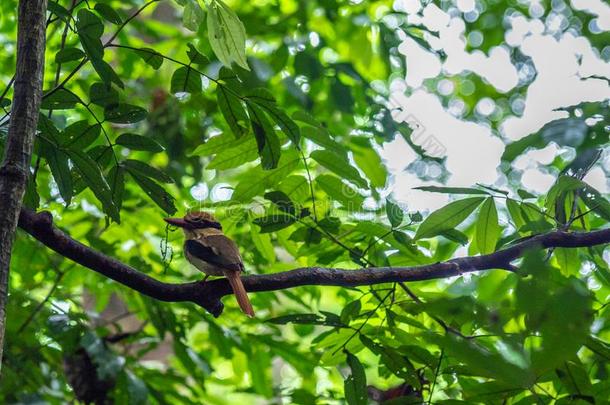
184,235,244,273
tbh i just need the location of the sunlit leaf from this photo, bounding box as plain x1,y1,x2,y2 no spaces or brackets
415,197,484,240
206,0,249,70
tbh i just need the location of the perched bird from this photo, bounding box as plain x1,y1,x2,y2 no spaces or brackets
164,211,254,317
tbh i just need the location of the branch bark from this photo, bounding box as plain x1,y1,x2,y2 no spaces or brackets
18,208,610,317
0,0,47,368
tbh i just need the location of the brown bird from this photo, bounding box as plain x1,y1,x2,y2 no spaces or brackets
164,211,254,317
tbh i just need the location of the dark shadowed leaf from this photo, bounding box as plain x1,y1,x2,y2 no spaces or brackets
414,186,490,195
128,171,177,215
386,199,404,228
94,3,122,24
64,120,101,149
41,89,80,110
89,82,119,107
134,48,163,70
264,191,295,215
66,149,119,222
344,351,367,405
253,214,296,233
55,47,85,63
116,133,164,152
123,159,174,183
217,85,248,138
170,66,202,94
39,139,72,205
246,102,281,170
104,104,148,124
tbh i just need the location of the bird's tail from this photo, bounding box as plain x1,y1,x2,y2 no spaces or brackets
224,271,254,317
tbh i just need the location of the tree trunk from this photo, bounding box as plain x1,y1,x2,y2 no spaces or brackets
0,0,47,371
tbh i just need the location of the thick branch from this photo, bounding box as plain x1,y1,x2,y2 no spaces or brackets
0,0,48,368
18,208,610,317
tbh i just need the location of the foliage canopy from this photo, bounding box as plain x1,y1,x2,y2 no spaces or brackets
0,0,609,403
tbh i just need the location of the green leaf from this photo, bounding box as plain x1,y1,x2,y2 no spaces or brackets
330,78,353,113
415,197,485,240
545,175,585,214
340,300,361,324
344,351,367,405
115,133,164,152
230,146,300,202
386,199,404,228
205,137,258,170
104,103,148,124
414,186,490,195
246,103,281,170
108,164,125,212
40,139,72,205
88,145,114,170
187,43,209,65
89,82,119,107
90,58,124,88
245,89,300,145
37,113,61,141
217,85,248,138
264,191,295,215
301,125,346,155
279,175,310,202
310,150,367,189
206,0,249,70
190,132,246,156
517,189,537,199
76,9,103,49
55,47,85,63
253,214,296,233
360,335,418,385
251,227,275,263
352,140,386,189
134,48,163,70
316,174,363,209
41,89,80,110
64,120,101,149
123,159,174,183
502,131,544,162
94,3,122,24
48,1,70,22
183,0,204,31
76,9,124,88
267,314,325,325
170,66,202,94
554,247,580,276
506,198,525,230
475,198,500,254
128,171,177,215
66,149,119,222
581,184,610,221
441,229,469,245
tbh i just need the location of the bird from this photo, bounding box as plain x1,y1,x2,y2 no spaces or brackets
164,211,254,317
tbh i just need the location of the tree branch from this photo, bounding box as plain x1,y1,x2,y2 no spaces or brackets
18,208,610,317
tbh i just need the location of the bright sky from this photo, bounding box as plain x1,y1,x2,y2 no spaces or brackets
383,0,610,212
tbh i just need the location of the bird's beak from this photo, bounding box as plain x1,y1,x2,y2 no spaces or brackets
164,217,189,228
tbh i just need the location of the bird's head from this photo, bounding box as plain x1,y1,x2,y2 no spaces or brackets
164,211,222,237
